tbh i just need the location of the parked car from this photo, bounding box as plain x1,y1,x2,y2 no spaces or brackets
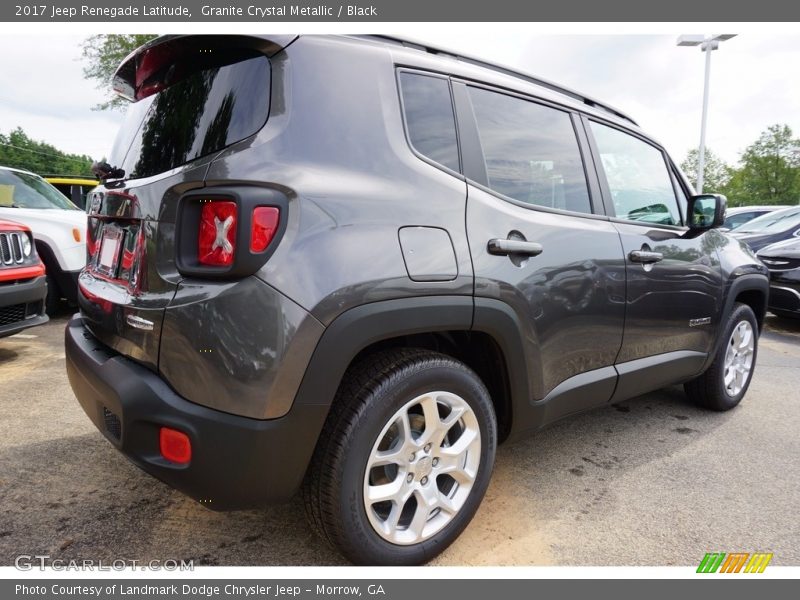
757,238,800,319
45,176,99,211
66,34,769,566
731,205,800,252
0,166,86,313
721,205,787,231
0,218,48,338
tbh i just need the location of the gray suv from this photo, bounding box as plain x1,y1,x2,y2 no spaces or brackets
66,35,769,565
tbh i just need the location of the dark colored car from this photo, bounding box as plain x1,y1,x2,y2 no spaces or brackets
0,218,48,337
66,34,769,565
757,238,800,318
721,205,787,231
731,205,800,252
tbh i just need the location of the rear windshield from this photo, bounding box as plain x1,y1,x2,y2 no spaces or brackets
0,169,80,210
109,53,271,180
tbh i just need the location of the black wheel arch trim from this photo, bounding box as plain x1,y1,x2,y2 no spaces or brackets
702,273,769,373
292,295,475,410
291,295,536,447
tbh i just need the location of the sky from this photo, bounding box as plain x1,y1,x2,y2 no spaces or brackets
0,33,799,168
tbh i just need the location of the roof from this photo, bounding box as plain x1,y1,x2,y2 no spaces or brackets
0,165,36,176
364,35,638,126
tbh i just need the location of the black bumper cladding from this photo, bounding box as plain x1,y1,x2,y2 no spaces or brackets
0,275,48,337
64,315,327,509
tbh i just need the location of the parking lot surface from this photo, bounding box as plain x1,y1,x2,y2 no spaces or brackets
1,313,798,566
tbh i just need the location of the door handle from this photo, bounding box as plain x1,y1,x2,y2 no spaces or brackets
487,238,544,257
629,249,663,264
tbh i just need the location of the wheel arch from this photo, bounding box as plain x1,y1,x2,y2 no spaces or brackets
291,296,532,446
701,273,769,373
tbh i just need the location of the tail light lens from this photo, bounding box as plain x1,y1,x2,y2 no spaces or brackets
176,188,288,278
251,207,280,253
198,201,237,266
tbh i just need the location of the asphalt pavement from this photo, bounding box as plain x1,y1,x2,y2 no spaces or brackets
0,312,798,566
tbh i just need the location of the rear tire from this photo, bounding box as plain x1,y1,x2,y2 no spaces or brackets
302,348,497,565
685,303,759,411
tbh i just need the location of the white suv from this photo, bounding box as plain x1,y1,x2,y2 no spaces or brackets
0,166,87,313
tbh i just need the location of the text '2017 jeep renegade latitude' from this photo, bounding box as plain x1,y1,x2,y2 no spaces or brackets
66,35,769,565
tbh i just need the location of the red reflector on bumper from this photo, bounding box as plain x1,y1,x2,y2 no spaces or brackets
159,427,192,464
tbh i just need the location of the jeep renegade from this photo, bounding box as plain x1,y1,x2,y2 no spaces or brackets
66,34,769,565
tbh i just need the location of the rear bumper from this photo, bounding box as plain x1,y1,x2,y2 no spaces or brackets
65,314,329,509
0,275,48,337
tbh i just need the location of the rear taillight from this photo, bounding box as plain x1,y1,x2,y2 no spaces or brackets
176,187,288,278
198,201,237,266
251,207,280,253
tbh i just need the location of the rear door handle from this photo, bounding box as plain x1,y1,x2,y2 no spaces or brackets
629,249,664,264
487,238,544,257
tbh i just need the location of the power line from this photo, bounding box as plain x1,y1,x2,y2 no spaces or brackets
0,141,91,161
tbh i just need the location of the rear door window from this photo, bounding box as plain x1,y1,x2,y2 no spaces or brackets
467,86,593,214
590,122,682,226
399,72,460,173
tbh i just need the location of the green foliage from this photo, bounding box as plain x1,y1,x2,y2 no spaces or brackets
679,147,731,194
682,124,800,207
730,124,800,206
0,127,93,176
80,34,158,111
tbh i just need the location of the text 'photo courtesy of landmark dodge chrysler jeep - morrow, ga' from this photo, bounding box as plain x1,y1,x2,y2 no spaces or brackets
65,35,769,565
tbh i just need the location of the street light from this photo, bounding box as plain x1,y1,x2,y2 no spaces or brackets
677,34,736,193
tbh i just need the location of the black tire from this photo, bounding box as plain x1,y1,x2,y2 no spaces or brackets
44,273,61,316
685,303,759,411
302,348,497,565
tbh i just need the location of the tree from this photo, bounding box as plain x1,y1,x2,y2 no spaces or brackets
80,34,158,110
680,147,731,194
0,127,93,176
729,124,800,205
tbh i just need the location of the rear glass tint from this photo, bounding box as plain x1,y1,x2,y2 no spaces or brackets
110,54,270,180
399,72,460,173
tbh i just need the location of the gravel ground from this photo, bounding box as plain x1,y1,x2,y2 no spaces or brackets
0,312,798,566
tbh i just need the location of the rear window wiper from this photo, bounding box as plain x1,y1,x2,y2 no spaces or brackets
91,160,126,185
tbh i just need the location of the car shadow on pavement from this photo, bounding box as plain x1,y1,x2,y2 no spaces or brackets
0,385,732,567
764,314,800,336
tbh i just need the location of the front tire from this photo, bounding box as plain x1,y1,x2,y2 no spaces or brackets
302,349,497,565
44,273,61,315
685,302,759,411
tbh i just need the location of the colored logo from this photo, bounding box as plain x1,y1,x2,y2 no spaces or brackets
697,552,773,573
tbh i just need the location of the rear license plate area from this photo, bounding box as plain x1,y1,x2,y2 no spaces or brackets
97,226,123,278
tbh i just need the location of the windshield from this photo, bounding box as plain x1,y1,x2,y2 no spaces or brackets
108,53,270,180
736,207,800,233
0,169,80,210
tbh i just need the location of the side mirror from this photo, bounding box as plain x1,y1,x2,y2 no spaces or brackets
687,194,726,231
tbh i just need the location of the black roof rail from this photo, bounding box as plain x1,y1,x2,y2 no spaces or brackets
366,35,638,126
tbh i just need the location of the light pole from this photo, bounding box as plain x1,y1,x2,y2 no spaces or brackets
677,34,736,193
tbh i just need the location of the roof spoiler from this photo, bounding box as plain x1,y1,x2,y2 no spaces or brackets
112,34,297,102
369,35,638,126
